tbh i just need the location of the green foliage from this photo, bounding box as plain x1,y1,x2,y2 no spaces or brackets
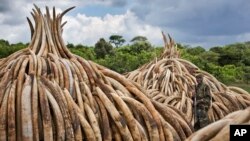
94,38,113,59
109,35,125,48
217,65,243,83
97,52,138,73
96,46,159,73
242,49,250,65
128,36,153,54
212,43,248,66
242,66,250,84
209,46,223,54
186,46,206,55
181,43,249,84
66,43,74,48
69,46,95,60
176,43,187,50
0,39,10,47
199,51,219,65
130,42,153,54
130,36,147,42
0,41,26,58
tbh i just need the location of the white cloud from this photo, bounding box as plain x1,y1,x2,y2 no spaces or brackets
62,10,162,46
0,2,163,46
0,23,29,43
1,0,250,48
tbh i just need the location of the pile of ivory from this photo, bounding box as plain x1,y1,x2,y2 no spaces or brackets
186,107,250,141
0,5,193,141
126,33,250,124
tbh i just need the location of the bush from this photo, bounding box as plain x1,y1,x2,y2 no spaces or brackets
94,38,113,58
217,65,243,83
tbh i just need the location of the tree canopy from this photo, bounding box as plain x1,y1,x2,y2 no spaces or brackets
130,36,148,42
109,35,125,47
94,38,113,58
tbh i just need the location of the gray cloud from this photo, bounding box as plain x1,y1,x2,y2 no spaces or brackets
112,0,127,7
0,4,10,13
0,0,11,12
127,0,250,47
0,1,31,25
0,0,250,48
132,0,250,36
0,0,93,25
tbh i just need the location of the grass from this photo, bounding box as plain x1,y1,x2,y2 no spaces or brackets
227,83,250,93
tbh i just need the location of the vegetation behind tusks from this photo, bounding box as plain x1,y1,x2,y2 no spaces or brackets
126,32,250,125
0,5,194,141
186,107,250,141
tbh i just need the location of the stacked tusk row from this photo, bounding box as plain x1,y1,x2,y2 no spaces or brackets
0,5,193,141
186,107,250,141
126,32,250,124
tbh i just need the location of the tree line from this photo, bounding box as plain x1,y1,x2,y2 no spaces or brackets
0,35,250,85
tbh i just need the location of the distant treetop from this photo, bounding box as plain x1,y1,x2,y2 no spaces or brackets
109,35,125,47
130,36,148,42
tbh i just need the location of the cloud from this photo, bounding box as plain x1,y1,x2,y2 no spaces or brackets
0,0,250,48
0,23,29,43
62,10,162,46
130,0,250,47
0,0,11,12
0,2,162,46
131,0,250,35
0,0,102,25
107,0,127,7
0,1,109,42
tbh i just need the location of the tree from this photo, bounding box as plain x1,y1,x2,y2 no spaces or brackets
130,36,147,42
243,66,250,84
242,47,250,65
129,36,152,54
210,46,223,54
75,44,85,48
94,38,113,58
109,35,125,47
0,42,26,58
70,45,95,60
186,46,205,55
66,43,74,48
217,44,246,66
130,41,153,54
0,39,9,47
176,43,187,50
218,65,243,83
199,51,219,64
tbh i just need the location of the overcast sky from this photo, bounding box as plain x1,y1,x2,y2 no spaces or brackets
0,0,250,48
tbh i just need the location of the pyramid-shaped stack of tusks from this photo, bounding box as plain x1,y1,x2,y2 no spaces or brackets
0,5,194,141
126,32,250,124
186,107,250,141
